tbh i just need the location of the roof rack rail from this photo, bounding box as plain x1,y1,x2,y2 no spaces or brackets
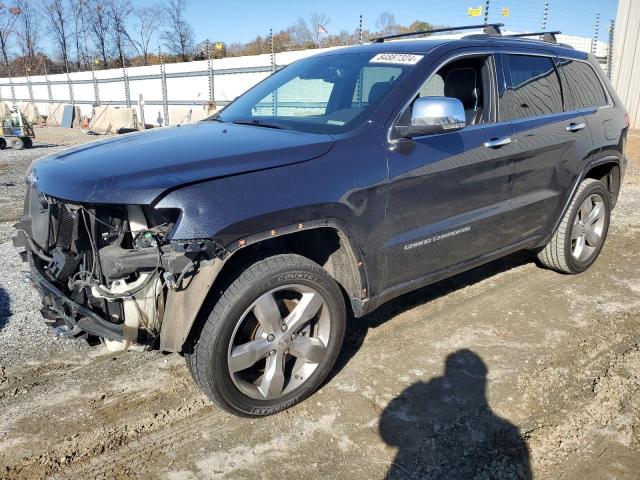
504,31,561,43
370,23,503,43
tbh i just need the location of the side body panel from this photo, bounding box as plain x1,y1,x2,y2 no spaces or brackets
502,51,593,241
560,55,628,177
385,124,516,287
384,50,516,288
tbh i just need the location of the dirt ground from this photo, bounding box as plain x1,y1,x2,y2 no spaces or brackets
0,127,639,480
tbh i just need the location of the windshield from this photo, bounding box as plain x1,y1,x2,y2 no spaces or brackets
217,52,419,134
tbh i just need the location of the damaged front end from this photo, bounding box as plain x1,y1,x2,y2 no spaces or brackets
13,185,225,352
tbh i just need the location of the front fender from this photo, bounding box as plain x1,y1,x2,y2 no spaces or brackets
154,133,389,295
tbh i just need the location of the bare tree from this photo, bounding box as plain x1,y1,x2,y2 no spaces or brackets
0,3,21,71
309,13,330,47
70,0,90,70
86,0,110,67
289,18,313,48
42,0,71,69
288,14,330,48
376,12,398,35
160,0,194,61
106,0,132,65
14,0,38,68
130,4,161,64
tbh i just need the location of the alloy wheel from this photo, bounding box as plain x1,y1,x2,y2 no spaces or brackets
227,284,330,400
571,193,606,262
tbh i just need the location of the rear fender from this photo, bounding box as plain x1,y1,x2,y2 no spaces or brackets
542,154,622,246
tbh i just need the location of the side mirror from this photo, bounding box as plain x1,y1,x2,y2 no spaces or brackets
396,96,466,138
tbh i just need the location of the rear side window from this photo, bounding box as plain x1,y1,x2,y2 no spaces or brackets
507,54,563,119
560,59,608,110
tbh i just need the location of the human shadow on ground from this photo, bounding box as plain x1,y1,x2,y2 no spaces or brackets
379,349,532,479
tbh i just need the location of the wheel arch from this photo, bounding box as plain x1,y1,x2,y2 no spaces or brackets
161,221,369,353
217,220,369,307
583,158,621,207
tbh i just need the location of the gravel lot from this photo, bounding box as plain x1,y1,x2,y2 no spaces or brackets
0,127,639,479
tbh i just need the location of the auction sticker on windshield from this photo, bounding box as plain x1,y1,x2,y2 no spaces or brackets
370,53,423,65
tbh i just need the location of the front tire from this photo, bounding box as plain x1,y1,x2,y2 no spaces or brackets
537,178,611,274
11,137,24,150
187,254,346,416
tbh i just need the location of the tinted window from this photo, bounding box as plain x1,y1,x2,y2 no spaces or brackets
396,55,493,128
507,55,563,119
418,73,444,97
352,66,403,106
257,77,334,117
561,59,608,109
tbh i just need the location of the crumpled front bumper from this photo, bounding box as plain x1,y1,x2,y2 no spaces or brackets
13,184,228,351
26,255,125,341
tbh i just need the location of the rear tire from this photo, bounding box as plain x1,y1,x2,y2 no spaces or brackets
186,254,346,416
537,178,610,274
22,137,33,149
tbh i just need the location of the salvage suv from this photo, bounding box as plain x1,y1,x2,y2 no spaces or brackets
14,25,628,416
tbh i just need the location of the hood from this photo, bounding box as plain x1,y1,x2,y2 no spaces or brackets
29,122,335,204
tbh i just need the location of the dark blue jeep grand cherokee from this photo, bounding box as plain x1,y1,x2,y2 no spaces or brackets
14,25,629,415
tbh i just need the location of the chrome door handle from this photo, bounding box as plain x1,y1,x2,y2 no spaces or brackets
566,122,586,132
483,136,512,148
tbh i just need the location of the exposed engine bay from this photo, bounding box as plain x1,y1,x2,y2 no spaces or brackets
13,186,225,352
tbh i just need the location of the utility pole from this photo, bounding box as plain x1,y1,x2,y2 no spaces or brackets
63,54,75,106
607,19,615,79
43,61,53,106
270,29,278,116
270,29,276,72
121,51,131,108
591,12,600,55
159,47,169,126
7,64,15,104
91,58,100,106
356,15,364,105
483,0,490,26
206,40,214,103
25,67,34,105
138,93,146,130
541,0,549,32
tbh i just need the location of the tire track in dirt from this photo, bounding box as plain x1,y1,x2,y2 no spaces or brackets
2,360,212,479
53,408,229,479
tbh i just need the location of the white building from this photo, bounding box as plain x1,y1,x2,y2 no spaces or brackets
612,0,640,128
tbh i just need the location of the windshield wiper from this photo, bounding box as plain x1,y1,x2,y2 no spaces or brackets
231,118,287,130
206,114,225,122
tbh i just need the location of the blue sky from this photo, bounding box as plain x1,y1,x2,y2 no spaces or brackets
135,0,618,46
